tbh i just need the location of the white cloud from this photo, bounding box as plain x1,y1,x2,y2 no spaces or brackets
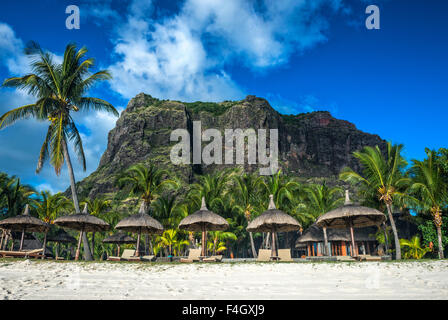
107,0,344,102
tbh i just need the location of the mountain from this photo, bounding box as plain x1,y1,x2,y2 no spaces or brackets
75,93,386,199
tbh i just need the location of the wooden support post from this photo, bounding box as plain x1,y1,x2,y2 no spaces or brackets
136,230,141,257
271,231,277,258
19,229,25,251
323,227,329,256
75,230,83,261
41,232,47,260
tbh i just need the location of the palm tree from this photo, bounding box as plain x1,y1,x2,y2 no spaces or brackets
231,173,264,258
261,169,300,210
32,191,71,224
188,168,237,212
151,195,187,229
0,42,118,260
118,163,179,254
340,143,410,260
300,182,344,221
409,149,447,259
400,236,432,259
0,176,35,217
81,197,112,258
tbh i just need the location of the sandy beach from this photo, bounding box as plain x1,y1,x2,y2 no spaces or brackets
1,259,448,300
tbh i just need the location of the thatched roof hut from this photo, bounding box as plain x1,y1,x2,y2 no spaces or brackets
0,204,50,233
103,232,135,244
54,204,110,232
47,229,77,243
316,191,385,229
296,223,377,246
178,197,229,256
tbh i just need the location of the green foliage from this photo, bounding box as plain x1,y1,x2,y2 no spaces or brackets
400,236,432,259
184,101,232,116
418,216,448,252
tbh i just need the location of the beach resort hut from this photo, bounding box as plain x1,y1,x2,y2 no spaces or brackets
115,202,163,257
315,190,385,257
295,223,378,257
247,195,301,258
178,197,229,257
103,232,136,257
47,228,77,259
0,204,50,257
54,204,110,260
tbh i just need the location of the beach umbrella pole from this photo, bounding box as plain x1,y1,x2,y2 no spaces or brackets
0,229,4,250
202,226,206,257
323,227,329,256
136,231,141,257
75,230,83,261
19,229,25,251
271,230,276,258
349,225,356,257
41,232,47,260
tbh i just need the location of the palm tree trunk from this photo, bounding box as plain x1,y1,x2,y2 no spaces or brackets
249,232,257,258
62,139,93,261
382,223,389,254
386,203,401,260
436,225,444,259
323,227,329,256
91,232,95,260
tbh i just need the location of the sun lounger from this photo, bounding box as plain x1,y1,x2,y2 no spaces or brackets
107,249,136,261
141,255,156,262
0,249,43,259
257,249,271,262
357,254,382,262
278,249,293,262
180,248,201,263
202,255,223,262
336,256,356,261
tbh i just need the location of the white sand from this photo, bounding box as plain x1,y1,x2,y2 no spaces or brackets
1,259,448,300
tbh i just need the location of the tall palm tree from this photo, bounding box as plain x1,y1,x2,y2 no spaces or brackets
340,143,410,260
32,191,71,224
409,149,447,259
232,173,264,258
0,42,118,260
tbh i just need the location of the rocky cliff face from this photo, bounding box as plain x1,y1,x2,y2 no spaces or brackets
76,93,386,198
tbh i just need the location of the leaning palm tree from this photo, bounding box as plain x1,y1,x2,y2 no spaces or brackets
340,142,410,260
409,149,447,259
0,42,118,260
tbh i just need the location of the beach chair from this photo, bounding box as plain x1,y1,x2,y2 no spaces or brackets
141,255,156,262
257,249,271,262
202,255,223,262
357,254,382,262
180,248,201,263
0,249,43,259
278,249,293,262
336,256,356,262
107,249,136,261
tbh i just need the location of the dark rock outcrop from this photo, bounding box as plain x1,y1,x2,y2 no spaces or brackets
75,93,386,199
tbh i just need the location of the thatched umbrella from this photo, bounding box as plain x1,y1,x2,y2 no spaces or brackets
178,197,229,257
47,228,77,259
0,204,50,255
54,204,110,260
115,202,163,257
103,232,136,256
316,190,386,256
246,195,301,257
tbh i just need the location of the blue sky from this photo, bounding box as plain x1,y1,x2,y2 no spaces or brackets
0,0,447,193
